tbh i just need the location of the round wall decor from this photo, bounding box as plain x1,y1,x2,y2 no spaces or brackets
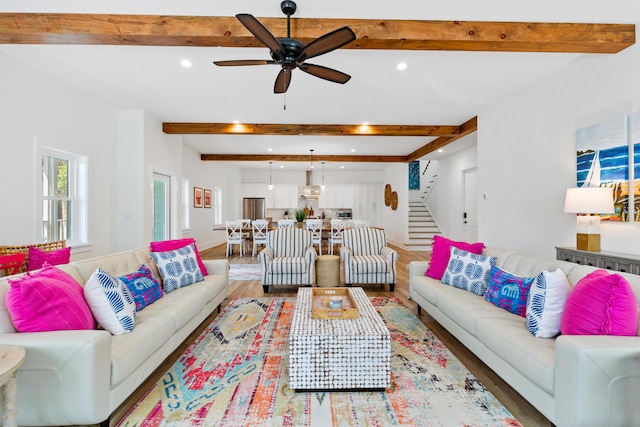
384,184,392,206
390,191,398,210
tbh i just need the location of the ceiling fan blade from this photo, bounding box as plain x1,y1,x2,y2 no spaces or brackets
299,63,351,84
213,60,275,66
297,27,356,62
236,14,286,61
274,69,292,94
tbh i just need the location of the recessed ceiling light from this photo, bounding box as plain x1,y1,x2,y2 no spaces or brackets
181,59,192,68
280,165,284,168
362,122,369,126
267,148,273,152
351,149,356,152
232,120,240,124
396,62,407,70
438,149,444,153
340,166,345,169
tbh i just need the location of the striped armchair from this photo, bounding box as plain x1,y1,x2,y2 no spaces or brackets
258,228,317,293
340,228,398,291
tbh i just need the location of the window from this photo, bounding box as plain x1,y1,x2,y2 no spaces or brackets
213,187,222,225
41,149,88,245
182,179,190,230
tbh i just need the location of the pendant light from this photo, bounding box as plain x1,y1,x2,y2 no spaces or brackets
268,161,273,190
310,149,314,169
321,161,325,190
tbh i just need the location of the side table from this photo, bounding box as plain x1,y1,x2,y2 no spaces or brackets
316,255,340,287
0,346,26,427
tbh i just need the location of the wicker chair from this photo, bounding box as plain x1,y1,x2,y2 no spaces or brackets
0,240,66,274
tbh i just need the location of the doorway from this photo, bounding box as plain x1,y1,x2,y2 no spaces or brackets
463,167,478,242
153,173,171,241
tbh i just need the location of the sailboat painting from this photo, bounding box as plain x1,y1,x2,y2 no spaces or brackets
576,116,629,221
632,112,640,221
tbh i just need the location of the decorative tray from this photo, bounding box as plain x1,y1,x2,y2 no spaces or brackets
311,287,359,320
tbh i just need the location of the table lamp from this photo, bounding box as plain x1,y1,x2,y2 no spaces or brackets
564,187,615,252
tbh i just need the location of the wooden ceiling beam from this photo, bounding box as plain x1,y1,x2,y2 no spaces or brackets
407,116,477,161
200,154,408,162
0,13,634,53
163,122,460,137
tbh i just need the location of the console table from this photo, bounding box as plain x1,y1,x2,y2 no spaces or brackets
556,247,640,275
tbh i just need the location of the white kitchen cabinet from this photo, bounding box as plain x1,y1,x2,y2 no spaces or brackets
319,185,352,209
273,184,299,209
242,183,268,198
352,184,382,227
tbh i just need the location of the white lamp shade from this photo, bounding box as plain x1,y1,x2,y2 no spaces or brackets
564,187,615,214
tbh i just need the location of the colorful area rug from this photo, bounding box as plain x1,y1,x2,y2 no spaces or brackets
117,297,522,427
228,264,262,281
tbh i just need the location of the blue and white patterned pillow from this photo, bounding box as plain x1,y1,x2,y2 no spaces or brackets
441,247,496,296
484,266,535,316
526,269,571,338
151,243,204,293
84,268,136,335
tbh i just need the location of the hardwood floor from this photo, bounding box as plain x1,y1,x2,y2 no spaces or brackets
109,242,551,427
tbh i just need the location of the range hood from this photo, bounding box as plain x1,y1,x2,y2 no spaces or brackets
301,170,321,199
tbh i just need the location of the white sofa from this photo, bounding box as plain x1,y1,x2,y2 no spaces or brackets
410,247,640,427
0,247,229,426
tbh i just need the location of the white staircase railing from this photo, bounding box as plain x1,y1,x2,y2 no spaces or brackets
421,160,438,203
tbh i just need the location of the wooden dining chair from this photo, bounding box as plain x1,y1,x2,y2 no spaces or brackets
328,219,345,255
226,221,247,257
305,219,323,255
251,220,269,257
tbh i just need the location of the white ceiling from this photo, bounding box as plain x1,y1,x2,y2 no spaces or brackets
1,0,635,170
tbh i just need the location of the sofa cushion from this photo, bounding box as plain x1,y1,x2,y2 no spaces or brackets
484,266,535,317
426,235,484,280
437,285,503,335
475,314,556,394
151,243,204,293
268,257,307,274
119,264,163,311
561,269,638,336
441,248,495,296
109,310,175,388
26,246,71,271
351,255,389,274
526,269,571,338
84,268,136,335
6,265,95,332
150,238,208,276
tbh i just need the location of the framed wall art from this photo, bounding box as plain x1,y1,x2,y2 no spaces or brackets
194,187,203,208
576,115,629,221
204,189,212,208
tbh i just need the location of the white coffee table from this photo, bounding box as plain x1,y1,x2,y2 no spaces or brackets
288,287,391,390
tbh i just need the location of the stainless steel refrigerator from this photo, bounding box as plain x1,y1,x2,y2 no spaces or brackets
242,198,266,221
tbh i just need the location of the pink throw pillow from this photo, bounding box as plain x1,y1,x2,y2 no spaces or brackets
561,270,638,336
150,238,208,276
7,265,95,332
425,235,484,280
27,246,71,271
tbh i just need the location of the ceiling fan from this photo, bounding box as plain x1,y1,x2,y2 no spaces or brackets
213,1,356,94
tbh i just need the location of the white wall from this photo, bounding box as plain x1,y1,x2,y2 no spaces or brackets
478,34,640,258
0,51,244,258
0,51,116,259
182,145,243,249
432,143,478,241
382,163,408,246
